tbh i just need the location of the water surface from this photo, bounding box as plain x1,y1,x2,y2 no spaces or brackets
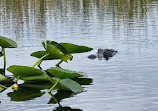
0,0,158,111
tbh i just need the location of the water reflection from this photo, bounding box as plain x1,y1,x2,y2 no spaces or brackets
0,0,157,39
4,77,92,110
7,88,45,101
0,68,4,75
0,87,6,93
6,84,84,111
0,0,158,111
48,90,76,104
53,106,82,111
49,91,82,111
0,0,47,39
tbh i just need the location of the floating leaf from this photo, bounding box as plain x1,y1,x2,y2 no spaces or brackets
22,78,83,93
60,43,93,54
0,36,17,48
31,41,92,61
31,51,59,60
7,65,50,82
21,82,52,90
0,74,14,83
49,41,67,54
46,67,85,79
46,44,73,62
50,77,83,93
7,88,45,101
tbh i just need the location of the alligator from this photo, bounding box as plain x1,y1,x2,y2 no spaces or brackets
88,49,118,60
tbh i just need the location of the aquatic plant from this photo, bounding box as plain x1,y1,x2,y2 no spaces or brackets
31,41,93,68
0,36,17,75
0,36,16,90
0,36,93,108
6,40,93,93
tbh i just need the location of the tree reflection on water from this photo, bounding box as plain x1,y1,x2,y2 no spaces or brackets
0,0,157,38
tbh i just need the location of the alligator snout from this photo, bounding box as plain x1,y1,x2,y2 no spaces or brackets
88,49,117,60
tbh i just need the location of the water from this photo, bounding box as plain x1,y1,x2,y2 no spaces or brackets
0,0,158,111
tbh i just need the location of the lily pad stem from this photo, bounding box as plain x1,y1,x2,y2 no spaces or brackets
0,84,7,89
2,48,6,75
32,54,49,68
15,76,20,83
15,54,48,83
48,78,61,93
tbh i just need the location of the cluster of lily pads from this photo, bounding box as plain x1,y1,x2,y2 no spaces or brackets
0,36,93,94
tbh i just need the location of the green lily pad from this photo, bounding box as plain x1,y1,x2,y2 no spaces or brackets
7,88,45,101
49,41,67,54
7,65,50,82
46,44,73,62
31,41,93,61
31,51,59,60
21,77,84,93
46,67,85,79
0,36,17,48
0,74,14,83
7,65,83,92
21,82,52,90
42,41,68,55
60,43,93,54
50,77,83,93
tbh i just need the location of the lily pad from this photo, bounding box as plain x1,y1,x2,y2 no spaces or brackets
46,44,73,62
0,36,17,48
21,82,52,90
7,65,50,82
31,51,59,60
31,41,93,61
60,43,93,54
50,77,83,93
46,67,85,79
7,66,83,92
49,41,67,54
